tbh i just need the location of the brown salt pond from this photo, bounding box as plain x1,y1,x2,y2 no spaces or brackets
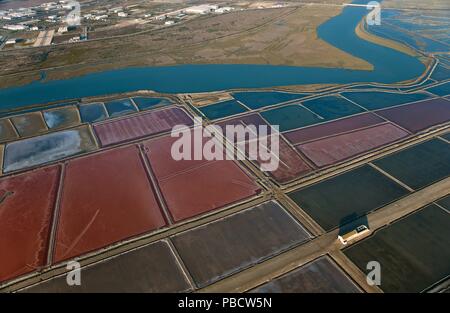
10,112,48,137
251,256,361,293
171,201,311,288
0,118,18,143
53,146,167,263
24,240,192,293
0,166,60,283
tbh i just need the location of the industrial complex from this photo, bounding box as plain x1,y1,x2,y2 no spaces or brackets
0,0,448,297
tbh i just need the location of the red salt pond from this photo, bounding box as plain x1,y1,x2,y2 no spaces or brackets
93,107,193,147
284,113,384,145
143,134,261,222
218,113,312,183
269,137,313,183
0,166,60,283
297,123,409,167
246,135,313,183
376,98,450,133
53,146,166,263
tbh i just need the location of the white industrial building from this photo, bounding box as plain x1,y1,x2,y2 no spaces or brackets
9,9,36,18
94,15,109,20
41,2,58,10
215,7,234,14
185,5,218,14
110,7,124,13
3,24,27,31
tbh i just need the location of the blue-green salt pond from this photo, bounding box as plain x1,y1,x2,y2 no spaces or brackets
426,82,450,96
104,98,137,118
3,126,97,173
261,105,323,132
342,91,431,110
232,91,308,109
198,99,248,120
132,97,173,111
302,96,366,120
79,103,108,123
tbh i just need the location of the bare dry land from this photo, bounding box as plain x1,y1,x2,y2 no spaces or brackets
0,4,371,88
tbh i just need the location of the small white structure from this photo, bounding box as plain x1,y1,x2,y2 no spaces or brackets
164,20,175,26
117,12,128,17
94,15,109,20
58,26,68,33
9,9,36,18
110,7,123,13
3,24,27,31
69,36,80,42
215,7,234,14
41,2,57,9
155,15,166,21
62,3,74,10
338,225,370,245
